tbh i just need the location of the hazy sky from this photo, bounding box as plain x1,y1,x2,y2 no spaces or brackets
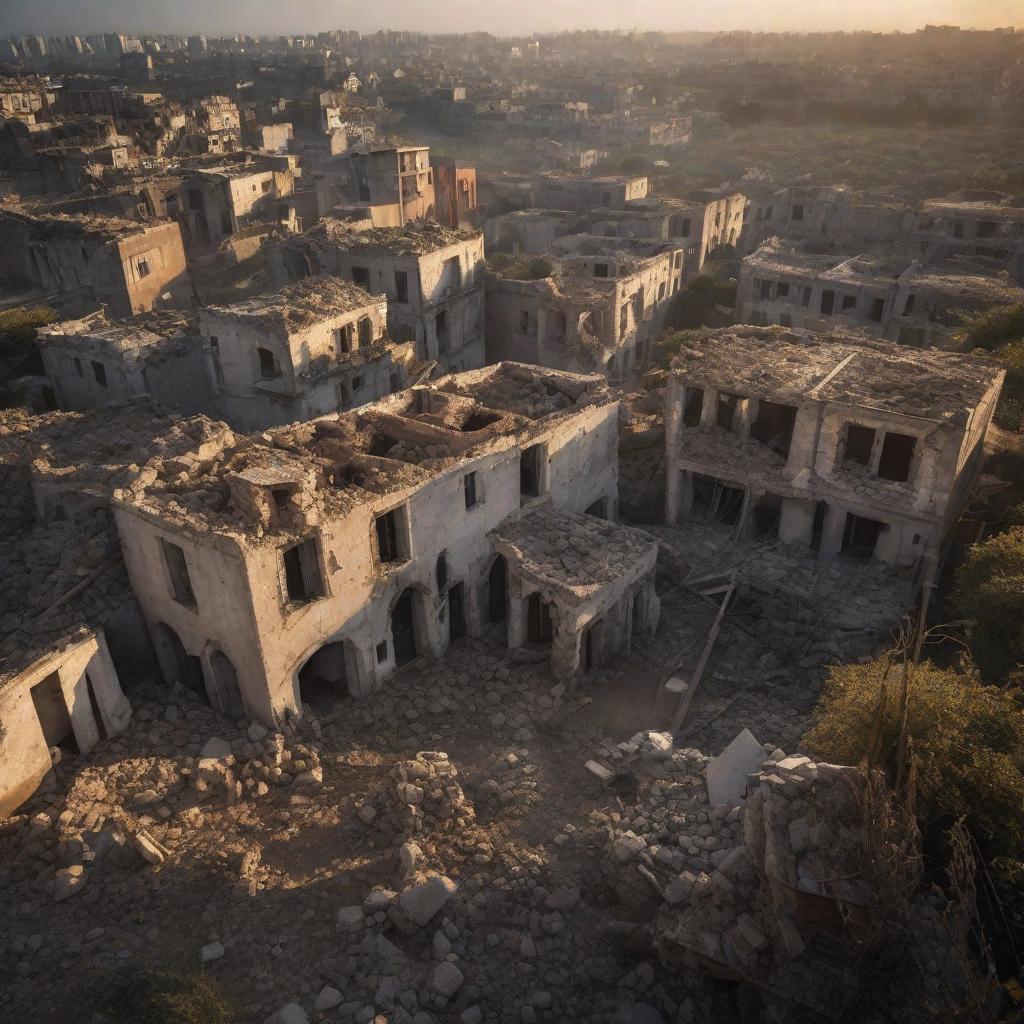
4,0,1019,39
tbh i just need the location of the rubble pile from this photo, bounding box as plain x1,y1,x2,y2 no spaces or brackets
464,749,542,823
356,752,476,836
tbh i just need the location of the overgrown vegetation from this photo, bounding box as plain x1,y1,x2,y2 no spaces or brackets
0,304,57,358
952,526,1024,683
91,968,232,1024
485,253,553,280
956,303,1024,432
655,276,737,359
805,656,1024,861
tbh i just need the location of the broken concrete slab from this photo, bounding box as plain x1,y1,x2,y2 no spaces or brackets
704,728,765,807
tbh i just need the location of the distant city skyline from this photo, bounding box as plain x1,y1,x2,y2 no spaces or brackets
3,0,1019,40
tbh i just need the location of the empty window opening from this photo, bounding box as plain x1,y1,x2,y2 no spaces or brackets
877,432,916,483
801,285,812,307
73,356,83,377
526,593,555,645
394,270,409,303
583,620,600,672
810,500,828,554
282,537,324,603
842,513,884,560
752,493,783,539
448,582,466,643
352,375,363,391
31,672,78,756
376,641,388,663
440,255,461,290
257,347,281,378
357,316,373,348
271,488,292,511
549,309,567,340
903,294,916,316
92,361,107,387
776,282,790,298
336,324,353,354
593,262,609,278
375,507,407,564
520,444,544,500
351,265,370,287
464,471,479,509
749,401,797,457
209,338,224,385
716,392,740,432
586,497,608,519
137,258,151,278
820,289,835,316
840,295,856,312
683,386,704,427
844,424,876,467
389,372,399,392
791,204,804,221
869,297,885,323
435,310,448,350
391,589,418,667
436,552,449,591
978,221,997,239
298,640,350,710
161,539,196,605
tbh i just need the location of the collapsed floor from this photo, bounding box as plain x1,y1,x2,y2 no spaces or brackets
0,543,921,1024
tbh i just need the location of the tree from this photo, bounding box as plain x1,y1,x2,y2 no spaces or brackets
952,526,1024,682
804,656,1024,859
959,302,1024,352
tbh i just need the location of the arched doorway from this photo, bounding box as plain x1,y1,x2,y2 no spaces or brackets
208,650,245,719
151,623,208,703
298,640,353,710
526,592,555,646
390,590,419,667
487,556,507,624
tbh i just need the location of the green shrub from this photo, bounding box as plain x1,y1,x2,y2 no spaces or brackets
804,657,1024,858
0,304,57,356
92,968,232,1024
952,525,1024,681
990,340,1024,432
960,302,1024,352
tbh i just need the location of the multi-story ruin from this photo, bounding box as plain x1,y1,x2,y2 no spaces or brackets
0,208,192,317
485,241,684,378
737,238,1024,349
341,144,435,227
197,277,415,429
665,325,1003,568
36,309,213,413
112,364,658,726
267,221,486,374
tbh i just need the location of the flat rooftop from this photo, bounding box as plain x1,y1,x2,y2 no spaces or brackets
38,309,197,353
312,220,481,256
670,325,1002,424
203,276,381,333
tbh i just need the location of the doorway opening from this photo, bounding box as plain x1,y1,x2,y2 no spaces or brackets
298,640,352,710
448,582,467,643
842,513,884,560
391,589,419,667
153,623,208,703
209,650,245,719
487,556,508,624
526,593,555,646
30,672,78,756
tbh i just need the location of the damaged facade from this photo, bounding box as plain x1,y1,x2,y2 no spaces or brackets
112,363,658,727
0,207,192,317
266,221,486,374
197,277,415,429
737,237,1024,350
665,325,1003,568
485,241,684,378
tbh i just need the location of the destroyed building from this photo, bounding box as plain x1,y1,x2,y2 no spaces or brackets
485,242,684,378
0,402,229,818
737,237,1024,350
341,144,436,227
111,363,658,727
430,156,478,229
665,325,1003,568
36,309,214,414
266,221,486,374
197,276,415,429
0,207,192,318
179,160,297,245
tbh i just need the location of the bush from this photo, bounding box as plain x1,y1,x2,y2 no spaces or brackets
804,657,1024,858
952,525,1024,681
960,302,1024,352
990,340,1024,432
0,304,57,357
92,968,232,1024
